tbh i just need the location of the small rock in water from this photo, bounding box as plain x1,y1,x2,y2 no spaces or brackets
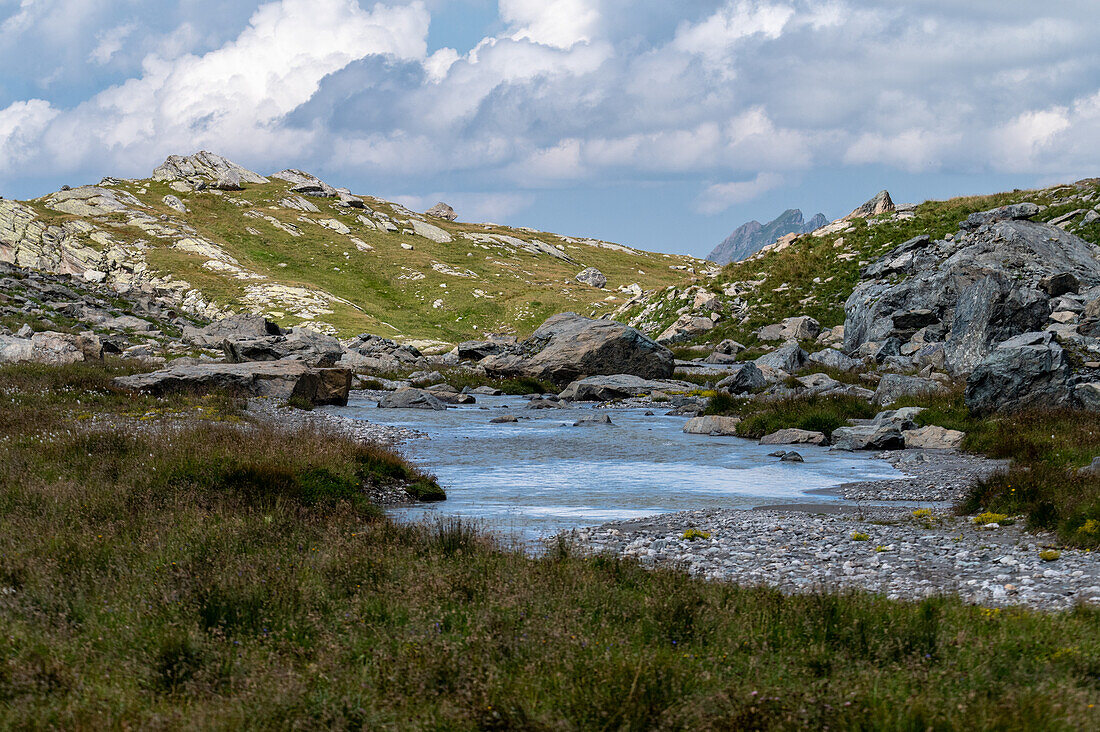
574,413,614,427
780,451,805,463
644,410,655,416
768,450,788,458
490,415,518,424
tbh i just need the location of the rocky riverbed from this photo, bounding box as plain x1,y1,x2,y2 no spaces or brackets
570,506,1100,611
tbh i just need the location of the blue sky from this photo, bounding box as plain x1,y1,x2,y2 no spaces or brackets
1,1,1098,258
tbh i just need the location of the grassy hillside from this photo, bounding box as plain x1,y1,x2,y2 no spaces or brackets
15,175,704,343
618,180,1100,348
703,181,1100,345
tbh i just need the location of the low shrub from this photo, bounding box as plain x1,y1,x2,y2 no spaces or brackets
731,393,877,438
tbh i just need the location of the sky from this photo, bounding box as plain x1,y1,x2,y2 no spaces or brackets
1,1,1099,258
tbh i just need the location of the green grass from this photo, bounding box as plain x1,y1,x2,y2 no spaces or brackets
3,363,1100,726
706,392,878,439
21,177,705,342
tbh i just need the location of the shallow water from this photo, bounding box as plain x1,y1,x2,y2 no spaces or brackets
332,394,903,542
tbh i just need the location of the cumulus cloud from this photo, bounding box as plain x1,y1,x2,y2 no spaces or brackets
1,0,1099,223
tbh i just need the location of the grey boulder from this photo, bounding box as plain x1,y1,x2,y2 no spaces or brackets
965,331,1073,414
481,312,674,385
113,362,351,406
575,267,607,288
378,388,447,411
558,374,692,402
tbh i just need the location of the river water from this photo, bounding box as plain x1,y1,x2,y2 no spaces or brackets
333,394,902,542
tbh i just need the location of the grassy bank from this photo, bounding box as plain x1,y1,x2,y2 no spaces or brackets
1,363,1099,727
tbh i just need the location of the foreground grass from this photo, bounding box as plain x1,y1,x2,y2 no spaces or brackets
3,363,1100,727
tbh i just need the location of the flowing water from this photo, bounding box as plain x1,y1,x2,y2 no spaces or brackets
333,394,903,542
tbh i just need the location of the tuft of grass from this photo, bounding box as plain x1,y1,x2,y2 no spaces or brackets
711,393,877,439
851,532,871,541
682,528,710,541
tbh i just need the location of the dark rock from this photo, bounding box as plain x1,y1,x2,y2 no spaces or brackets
1038,272,1080,297
965,331,1073,414
780,451,805,463
959,202,1040,230
831,424,906,451
183,314,283,347
222,328,343,367
716,362,767,394
490,415,518,424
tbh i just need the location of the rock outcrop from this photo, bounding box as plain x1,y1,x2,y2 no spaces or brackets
844,206,1100,380
113,362,351,406
152,151,269,185
481,312,674,384
425,202,457,221
845,190,895,220
965,332,1073,414
222,328,344,368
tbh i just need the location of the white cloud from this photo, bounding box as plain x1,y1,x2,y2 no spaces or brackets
695,172,785,214
89,22,135,64
500,0,601,49
0,98,58,169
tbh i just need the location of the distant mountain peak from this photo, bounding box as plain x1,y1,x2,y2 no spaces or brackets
707,208,827,264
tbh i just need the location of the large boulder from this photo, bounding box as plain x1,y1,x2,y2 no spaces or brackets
845,190,894,220
965,331,1073,414
340,333,427,372
759,429,827,446
481,313,674,385
754,342,807,374
575,267,607,288
831,424,906,451
845,213,1100,376
656,314,715,344
716,363,767,394
112,362,351,406
457,338,516,361
558,374,693,401
683,415,741,435
0,331,102,365
183,314,284,347
757,316,821,342
873,374,948,406
807,347,862,372
903,425,965,450
425,202,458,221
222,328,343,367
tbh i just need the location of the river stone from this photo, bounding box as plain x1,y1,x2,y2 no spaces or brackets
780,451,805,463
558,374,692,402
831,424,905,451
378,388,447,411
759,429,827,446
471,386,504,396
490,415,518,424
481,312,674,385
683,415,741,435
903,425,965,450
113,362,350,406
574,413,614,427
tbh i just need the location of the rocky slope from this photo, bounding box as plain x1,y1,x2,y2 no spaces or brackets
707,208,827,265
0,152,706,346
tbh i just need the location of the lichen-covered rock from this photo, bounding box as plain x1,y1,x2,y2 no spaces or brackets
425,202,457,221
153,151,268,185
575,267,607,288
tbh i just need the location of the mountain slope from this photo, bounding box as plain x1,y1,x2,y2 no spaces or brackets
0,152,707,344
707,209,827,264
